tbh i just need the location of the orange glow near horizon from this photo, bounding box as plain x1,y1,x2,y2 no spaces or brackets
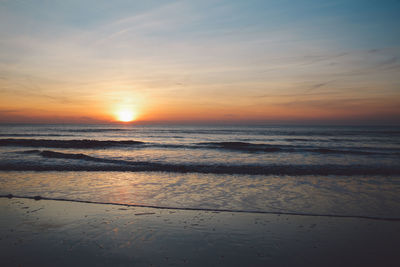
0,94,399,124
115,108,137,122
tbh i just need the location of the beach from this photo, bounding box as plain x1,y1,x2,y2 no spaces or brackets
2,0,400,265
0,124,399,266
1,197,399,266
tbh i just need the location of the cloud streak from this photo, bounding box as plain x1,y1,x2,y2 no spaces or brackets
0,0,399,123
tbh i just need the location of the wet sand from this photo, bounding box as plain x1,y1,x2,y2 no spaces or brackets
0,198,399,266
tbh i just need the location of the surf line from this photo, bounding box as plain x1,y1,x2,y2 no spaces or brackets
1,194,399,222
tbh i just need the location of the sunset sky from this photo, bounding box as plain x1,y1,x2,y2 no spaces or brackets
0,0,399,124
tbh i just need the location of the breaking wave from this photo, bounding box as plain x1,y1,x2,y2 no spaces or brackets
1,138,398,155
196,141,398,155
3,149,400,176
0,138,144,148
0,134,73,137
61,128,130,133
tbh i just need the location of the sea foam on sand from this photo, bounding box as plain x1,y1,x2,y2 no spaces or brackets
0,198,399,267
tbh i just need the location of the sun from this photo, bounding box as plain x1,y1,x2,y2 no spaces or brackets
116,109,136,122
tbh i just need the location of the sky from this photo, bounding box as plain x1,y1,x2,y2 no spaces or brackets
0,0,399,124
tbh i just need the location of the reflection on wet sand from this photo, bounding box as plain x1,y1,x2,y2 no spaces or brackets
1,198,399,267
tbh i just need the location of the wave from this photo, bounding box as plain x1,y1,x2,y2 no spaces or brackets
1,138,398,155
62,128,130,133
4,149,400,176
24,149,142,166
0,138,144,148
133,128,400,137
280,130,400,137
1,195,398,221
198,142,282,152
0,134,72,137
284,137,396,142
197,141,397,155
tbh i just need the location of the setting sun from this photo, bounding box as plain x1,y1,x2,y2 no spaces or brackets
116,109,136,122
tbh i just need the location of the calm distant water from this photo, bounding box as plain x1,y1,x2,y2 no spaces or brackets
0,124,399,218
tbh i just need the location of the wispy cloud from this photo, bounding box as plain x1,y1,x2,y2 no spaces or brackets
0,0,399,123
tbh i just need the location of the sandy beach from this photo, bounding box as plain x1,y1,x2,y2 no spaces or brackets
1,197,398,267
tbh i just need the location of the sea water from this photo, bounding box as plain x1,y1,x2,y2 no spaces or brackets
0,124,399,218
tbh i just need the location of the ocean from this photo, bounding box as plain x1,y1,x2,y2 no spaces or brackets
0,124,399,219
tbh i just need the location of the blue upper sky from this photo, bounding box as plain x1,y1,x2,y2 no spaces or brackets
0,0,399,123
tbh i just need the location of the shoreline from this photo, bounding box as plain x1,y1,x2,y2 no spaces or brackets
1,194,399,222
1,197,399,266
